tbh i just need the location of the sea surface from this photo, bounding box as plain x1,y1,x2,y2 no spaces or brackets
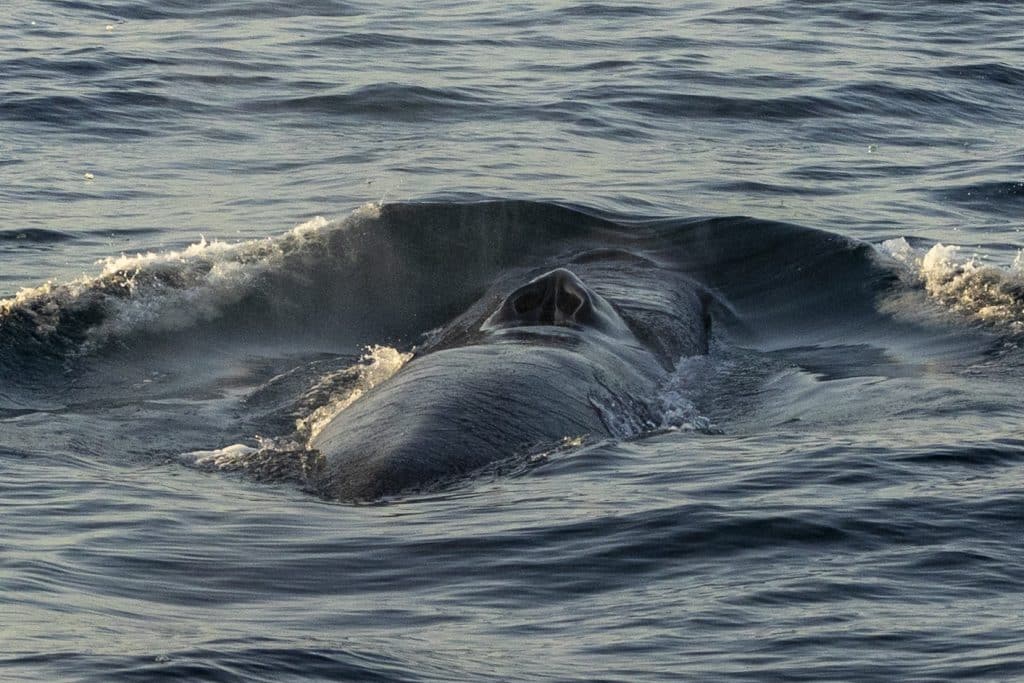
3,1,1024,681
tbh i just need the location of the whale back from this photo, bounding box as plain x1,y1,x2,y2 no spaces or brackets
310,342,648,501
310,255,712,501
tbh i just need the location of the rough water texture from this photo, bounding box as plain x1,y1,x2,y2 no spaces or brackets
2,1,1024,681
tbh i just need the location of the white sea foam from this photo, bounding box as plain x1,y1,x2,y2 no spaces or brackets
89,214,334,340
185,443,260,469
878,238,1024,331
181,438,321,482
0,203,383,347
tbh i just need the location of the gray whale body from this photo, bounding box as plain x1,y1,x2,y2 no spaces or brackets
310,254,712,501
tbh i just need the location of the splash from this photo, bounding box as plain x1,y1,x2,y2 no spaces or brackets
655,354,719,433
879,238,1024,331
0,203,383,353
183,440,321,483
182,345,411,480
591,354,718,438
294,345,412,442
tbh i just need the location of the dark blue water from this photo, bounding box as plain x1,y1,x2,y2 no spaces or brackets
3,1,1024,681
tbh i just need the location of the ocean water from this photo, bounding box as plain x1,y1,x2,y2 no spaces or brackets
3,1,1024,681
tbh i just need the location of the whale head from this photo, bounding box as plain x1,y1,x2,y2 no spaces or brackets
481,268,631,337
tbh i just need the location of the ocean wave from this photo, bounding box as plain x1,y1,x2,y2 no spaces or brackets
245,83,495,121
926,62,1024,89
832,82,1002,124
593,87,836,121
47,0,360,21
303,31,452,50
0,228,75,244
937,180,1024,217
0,89,214,137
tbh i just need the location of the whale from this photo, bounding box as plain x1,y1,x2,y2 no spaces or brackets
308,248,714,501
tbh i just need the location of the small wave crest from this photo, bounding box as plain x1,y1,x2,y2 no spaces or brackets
878,238,1024,332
